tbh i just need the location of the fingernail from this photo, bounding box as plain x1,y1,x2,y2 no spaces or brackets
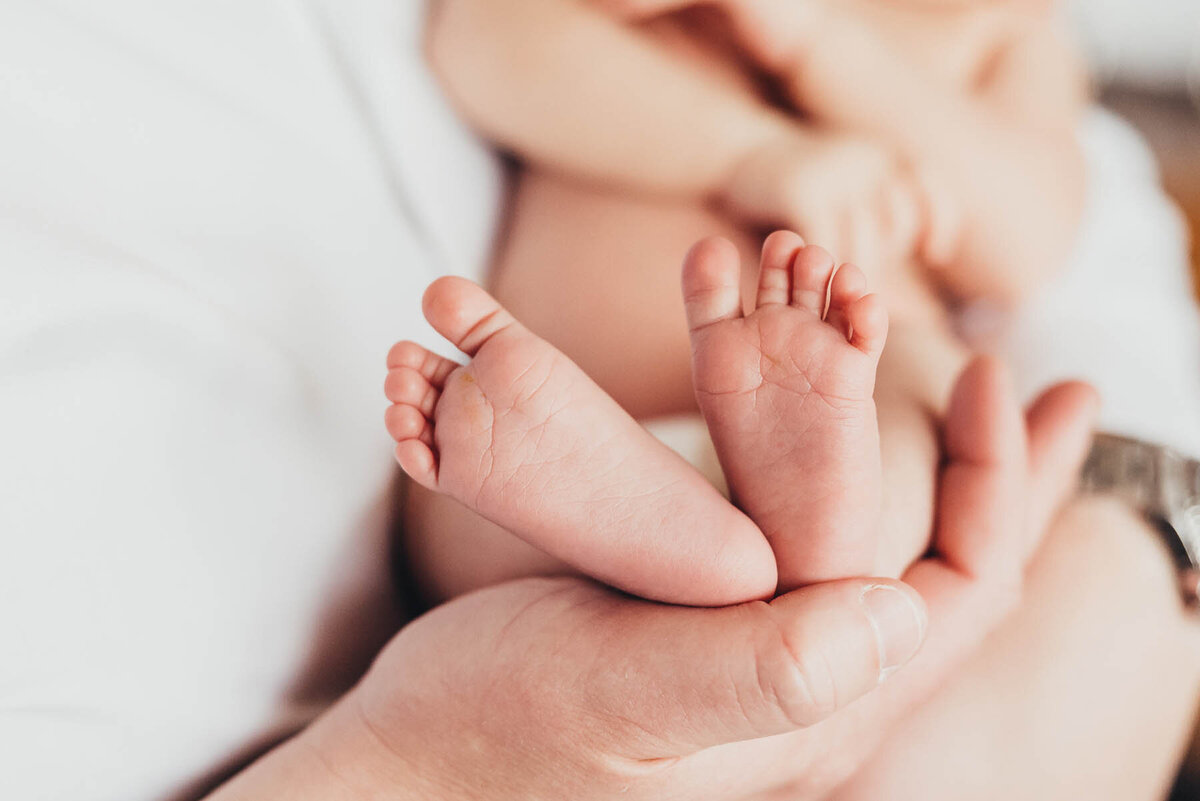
860,584,927,682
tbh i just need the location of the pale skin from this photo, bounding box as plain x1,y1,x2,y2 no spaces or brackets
210,360,1103,800
382,226,1197,798
385,267,783,606
427,0,1087,301
203,381,1200,799
426,0,923,287
598,0,1088,295
727,0,1088,299
396,0,1200,797
414,0,1088,596
437,224,1199,799
389,234,888,595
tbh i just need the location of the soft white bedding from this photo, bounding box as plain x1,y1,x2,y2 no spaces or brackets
0,2,499,799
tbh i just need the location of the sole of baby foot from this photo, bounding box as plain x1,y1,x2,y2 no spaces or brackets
386,276,778,606
683,232,887,592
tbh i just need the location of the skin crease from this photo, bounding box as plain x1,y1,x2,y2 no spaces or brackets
207,360,1102,800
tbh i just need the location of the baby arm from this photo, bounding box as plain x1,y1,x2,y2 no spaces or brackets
426,0,793,198
768,5,1088,300
428,0,921,265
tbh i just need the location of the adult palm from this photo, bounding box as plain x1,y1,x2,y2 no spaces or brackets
213,358,1095,800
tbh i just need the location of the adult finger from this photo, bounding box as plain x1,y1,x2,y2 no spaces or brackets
934,361,1098,577
583,577,929,757
827,359,1046,766
933,355,1026,579
889,355,1027,689
362,575,927,784
794,367,1094,785
1022,380,1099,555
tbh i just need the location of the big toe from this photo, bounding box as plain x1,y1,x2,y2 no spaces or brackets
682,236,744,332
422,276,518,356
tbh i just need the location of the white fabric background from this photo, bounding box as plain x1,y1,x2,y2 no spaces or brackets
0,2,500,798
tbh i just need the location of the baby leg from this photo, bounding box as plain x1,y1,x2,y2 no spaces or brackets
494,173,965,578
683,233,888,590
386,277,776,606
404,168,966,605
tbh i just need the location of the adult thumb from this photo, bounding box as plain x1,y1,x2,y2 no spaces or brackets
591,577,928,756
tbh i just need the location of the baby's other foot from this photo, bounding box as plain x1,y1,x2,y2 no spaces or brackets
386,277,776,606
684,232,887,591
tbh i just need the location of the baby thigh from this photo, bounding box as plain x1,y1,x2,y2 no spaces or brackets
491,169,760,421
493,168,962,582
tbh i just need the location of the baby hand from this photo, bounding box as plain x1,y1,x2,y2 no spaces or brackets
721,132,922,277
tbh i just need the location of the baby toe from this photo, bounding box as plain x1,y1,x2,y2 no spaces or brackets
756,230,805,308
385,367,440,417
387,341,459,385
394,440,438,490
824,261,867,330
682,236,745,332
385,402,431,443
790,245,837,316
846,293,888,358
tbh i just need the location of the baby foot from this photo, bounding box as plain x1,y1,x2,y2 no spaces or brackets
385,276,777,606
683,232,888,591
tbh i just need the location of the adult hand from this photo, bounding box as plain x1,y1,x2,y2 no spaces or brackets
210,357,1096,800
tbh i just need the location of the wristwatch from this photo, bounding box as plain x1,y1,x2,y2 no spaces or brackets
1080,433,1200,609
